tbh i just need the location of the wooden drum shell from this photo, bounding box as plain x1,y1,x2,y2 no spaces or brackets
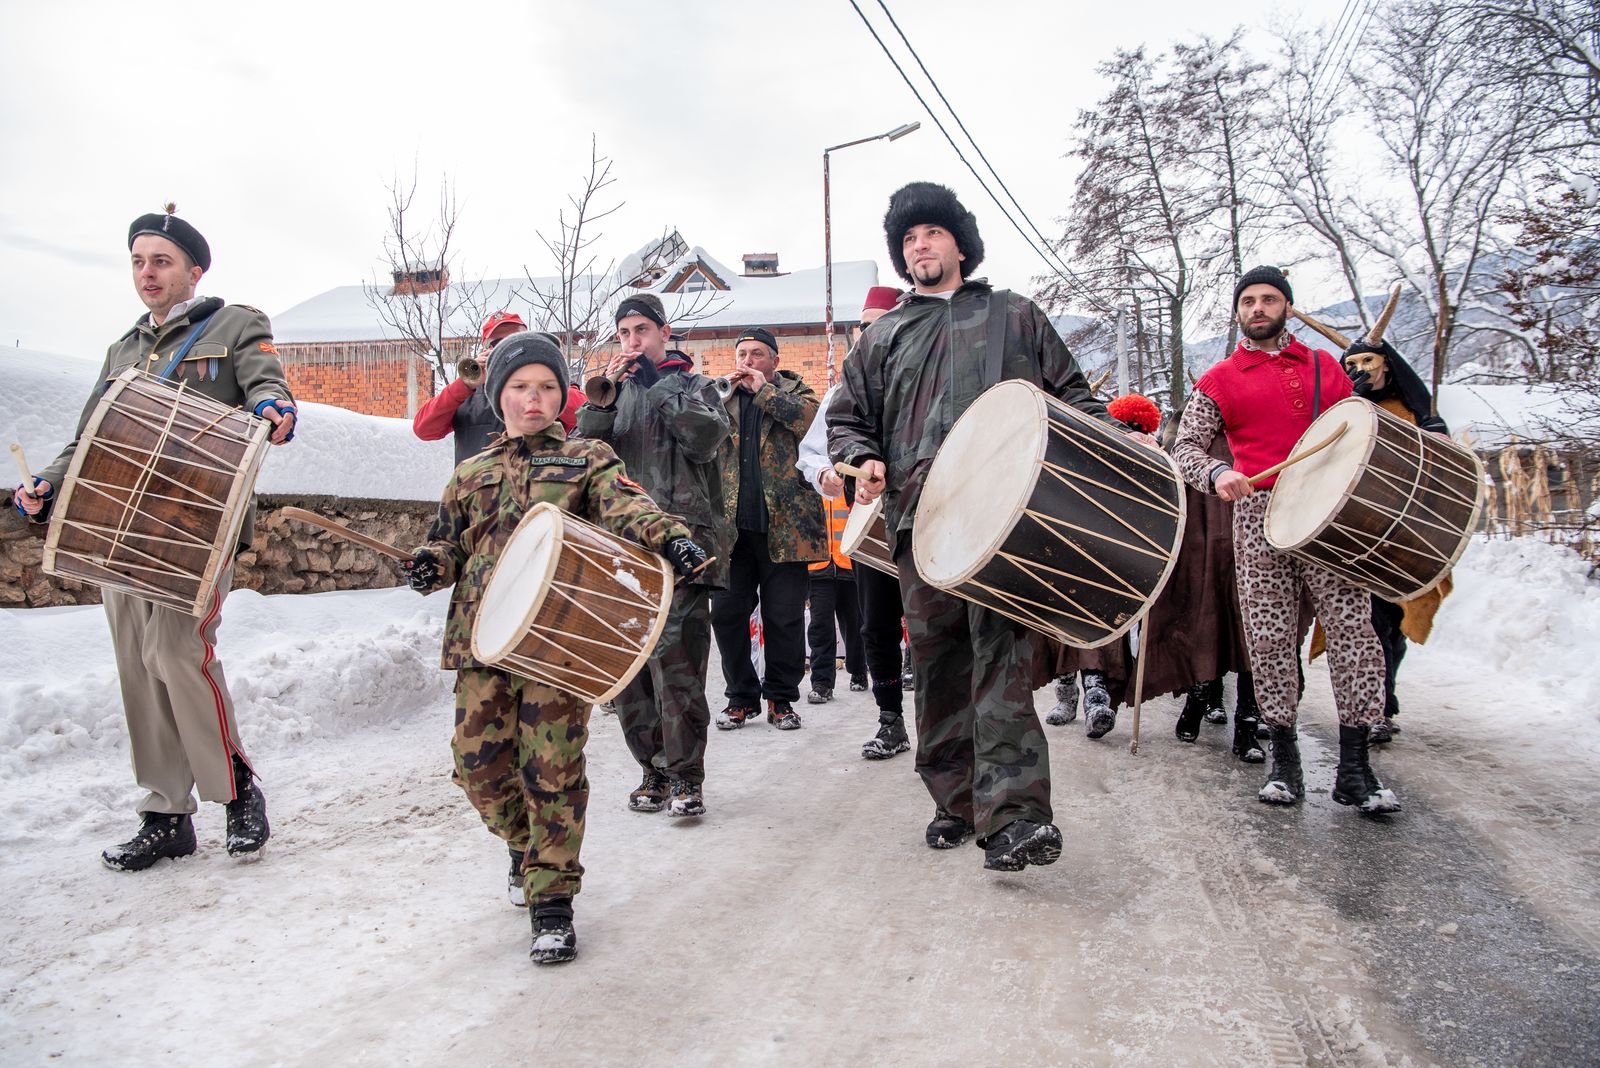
839,497,898,579
471,503,674,704
912,380,1186,649
43,369,268,615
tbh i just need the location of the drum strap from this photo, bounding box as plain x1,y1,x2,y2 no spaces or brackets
153,312,218,382
981,289,1011,387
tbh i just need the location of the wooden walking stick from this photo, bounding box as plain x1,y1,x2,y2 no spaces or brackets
1128,615,1150,755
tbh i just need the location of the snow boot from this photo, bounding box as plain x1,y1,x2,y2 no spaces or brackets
715,702,757,730
1232,674,1264,762
667,778,706,818
1045,673,1079,726
1331,724,1402,814
1257,725,1303,805
1175,681,1209,742
862,716,910,760
508,847,528,908
224,755,269,859
1198,677,1227,724
1368,714,1399,745
628,767,670,813
529,899,577,965
102,812,197,872
982,820,1063,872
767,700,803,730
925,808,975,849
1082,672,1116,739
806,686,833,705
849,673,869,692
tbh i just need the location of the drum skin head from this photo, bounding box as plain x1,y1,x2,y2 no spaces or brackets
840,497,883,559
1265,398,1376,550
913,380,1046,586
473,504,563,663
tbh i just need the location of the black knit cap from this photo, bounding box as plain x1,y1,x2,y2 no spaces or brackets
734,327,778,355
128,203,211,271
883,181,984,284
485,331,569,423
1233,265,1293,309
615,293,667,327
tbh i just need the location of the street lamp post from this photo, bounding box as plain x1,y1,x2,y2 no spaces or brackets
823,121,920,386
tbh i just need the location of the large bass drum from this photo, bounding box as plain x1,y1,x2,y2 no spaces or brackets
912,380,1185,648
43,368,269,615
1264,397,1485,601
472,503,675,704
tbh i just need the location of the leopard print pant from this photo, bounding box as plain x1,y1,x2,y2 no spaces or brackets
1232,493,1385,728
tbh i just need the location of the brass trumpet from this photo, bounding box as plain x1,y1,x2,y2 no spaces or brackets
456,353,485,387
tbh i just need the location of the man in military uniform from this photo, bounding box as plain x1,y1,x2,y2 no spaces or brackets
828,182,1135,872
710,327,827,731
575,294,733,818
15,207,296,871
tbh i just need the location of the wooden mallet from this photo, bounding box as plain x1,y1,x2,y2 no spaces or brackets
10,443,42,500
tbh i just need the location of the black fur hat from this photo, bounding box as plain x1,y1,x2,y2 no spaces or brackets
883,182,984,284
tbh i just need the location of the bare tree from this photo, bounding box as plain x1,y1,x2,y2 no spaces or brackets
1461,0,1600,156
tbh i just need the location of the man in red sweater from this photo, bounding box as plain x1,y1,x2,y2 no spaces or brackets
1171,265,1399,816
414,311,583,464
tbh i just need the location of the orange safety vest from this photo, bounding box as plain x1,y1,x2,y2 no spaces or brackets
809,494,853,572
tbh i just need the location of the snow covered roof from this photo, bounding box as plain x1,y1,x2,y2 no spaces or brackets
272,241,881,343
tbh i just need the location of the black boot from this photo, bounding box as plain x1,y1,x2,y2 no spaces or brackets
1082,671,1116,739
982,819,1064,872
862,715,910,760
1200,677,1227,724
1046,673,1079,726
529,898,578,964
225,754,270,858
1231,710,1265,763
1257,725,1303,804
1332,724,1401,814
1175,681,1208,742
102,812,197,871
925,808,975,849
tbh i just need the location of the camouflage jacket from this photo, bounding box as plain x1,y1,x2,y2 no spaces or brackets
718,369,827,564
826,280,1114,544
417,425,690,670
37,297,293,548
574,365,734,588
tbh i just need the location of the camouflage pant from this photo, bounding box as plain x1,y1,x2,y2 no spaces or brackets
894,539,1052,840
614,585,713,784
1232,494,1385,729
453,668,589,904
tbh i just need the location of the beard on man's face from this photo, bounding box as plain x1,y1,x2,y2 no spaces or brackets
913,261,948,288
1239,308,1288,342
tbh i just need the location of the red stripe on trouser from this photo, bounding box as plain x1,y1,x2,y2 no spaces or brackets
196,574,238,800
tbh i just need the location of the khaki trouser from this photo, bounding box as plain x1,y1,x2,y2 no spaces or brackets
103,565,249,814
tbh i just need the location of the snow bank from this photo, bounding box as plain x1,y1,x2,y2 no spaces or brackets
0,345,453,501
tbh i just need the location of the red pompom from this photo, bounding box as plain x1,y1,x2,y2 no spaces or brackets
1108,393,1161,434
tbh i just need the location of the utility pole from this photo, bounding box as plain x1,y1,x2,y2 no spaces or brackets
1115,306,1129,395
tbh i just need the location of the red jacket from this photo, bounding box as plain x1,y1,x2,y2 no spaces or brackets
413,380,585,438
1193,337,1349,488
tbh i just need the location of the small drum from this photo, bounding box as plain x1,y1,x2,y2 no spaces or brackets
840,496,897,579
913,380,1186,648
472,502,675,704
1265,397,1485,601
44,369,269,615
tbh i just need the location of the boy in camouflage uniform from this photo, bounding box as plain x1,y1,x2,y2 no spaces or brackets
404,332,708,965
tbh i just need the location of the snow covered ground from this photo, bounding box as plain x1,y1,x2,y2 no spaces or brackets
1,535,1597,1065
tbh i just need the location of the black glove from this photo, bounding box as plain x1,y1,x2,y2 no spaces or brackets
403,548,442,592
1343,338,1401,396
663,537,709,579
627,354,662,388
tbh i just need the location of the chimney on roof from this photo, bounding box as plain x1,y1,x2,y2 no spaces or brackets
391,265,450,296
742,252,781,277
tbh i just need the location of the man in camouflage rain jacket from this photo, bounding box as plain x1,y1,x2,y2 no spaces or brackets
828,182,1130,874
710,327,827,731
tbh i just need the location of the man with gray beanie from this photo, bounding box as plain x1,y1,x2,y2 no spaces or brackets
828,181,1139,874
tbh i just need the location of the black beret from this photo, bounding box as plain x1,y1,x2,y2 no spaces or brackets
128,206,210,272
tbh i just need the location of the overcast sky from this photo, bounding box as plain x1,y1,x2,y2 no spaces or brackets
0,0,1347,361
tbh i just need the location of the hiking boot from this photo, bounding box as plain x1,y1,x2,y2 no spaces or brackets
1082,672,1116,739
862,717,910,760
224,754,269,859
1258,725,1304,805
982,820,1064,872
715,702,758,730
1332,724,1401,814
667,778,706,817
628,767,670,812
1368,717,1397,745
1045,673,1079,726
925,808,976,849
767,700,803,730
529,899,577,965
102,812,197,872
849,674,869,692
1232,714,1266,763
1175,681,1208,742
806,687,834,705
508,847,527,908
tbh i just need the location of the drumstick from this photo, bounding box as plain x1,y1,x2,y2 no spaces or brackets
10,443,38,493
688,555,717,578
1246,423,1349,487
281,507,412,562
833,461,882,482
1128,620,1149,756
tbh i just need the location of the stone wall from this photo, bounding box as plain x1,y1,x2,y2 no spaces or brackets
0,493,436,608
